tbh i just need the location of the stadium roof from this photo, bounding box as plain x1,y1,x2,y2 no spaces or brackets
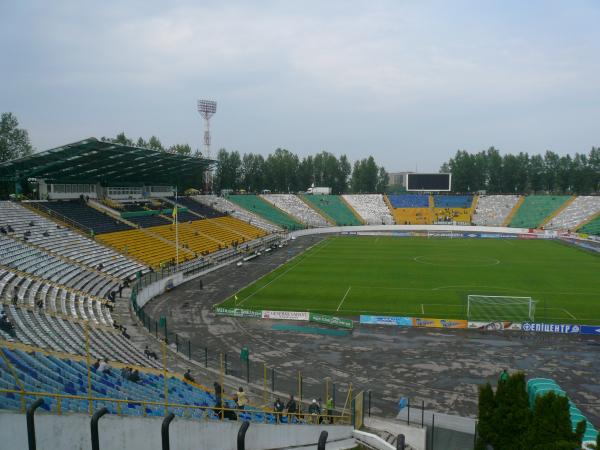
0,138,216,187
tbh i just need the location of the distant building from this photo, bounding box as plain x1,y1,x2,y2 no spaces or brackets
388,172,413,187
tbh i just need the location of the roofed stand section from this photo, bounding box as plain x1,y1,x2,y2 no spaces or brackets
228,195,303,230
301,195,362,226
169,196,225,219
508,195,571,228
41,200,132,234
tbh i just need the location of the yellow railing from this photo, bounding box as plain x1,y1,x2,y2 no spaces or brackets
0,388,350,425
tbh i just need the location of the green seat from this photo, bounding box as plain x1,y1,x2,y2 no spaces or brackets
301,195,362,226
228,195,303,230
578,215,600,236
509,196,571,228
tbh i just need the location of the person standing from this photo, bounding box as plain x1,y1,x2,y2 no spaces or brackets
499,369,509,384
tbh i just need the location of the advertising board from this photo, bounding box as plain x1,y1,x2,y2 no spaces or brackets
215,307,262,318
359,315,413,326
468,321,522,331
310,313,353,329
261,310,310,321
580,325,600,336
412,318,467,329
521,322,580,334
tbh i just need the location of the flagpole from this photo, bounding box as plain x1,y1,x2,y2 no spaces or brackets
175,188,179,271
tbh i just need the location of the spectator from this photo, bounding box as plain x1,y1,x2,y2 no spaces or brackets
326,396,334,423
12,292,18,305
499,369,509,384
36,299,43,310
184,369,195,383
121,367,132,379
214,382,223,419
92,359,101,371
0,308,6,321
98,358,111,375
286,394,297,420
118,284,124,297
274,397,284,422
121,327,130,339
308,399,321,423
144,345,158,360
128,369,140,383
236,387,248,410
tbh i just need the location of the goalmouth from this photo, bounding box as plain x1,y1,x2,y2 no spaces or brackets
467,295,536,322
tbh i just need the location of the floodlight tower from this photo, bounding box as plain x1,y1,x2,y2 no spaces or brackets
197,99,217,191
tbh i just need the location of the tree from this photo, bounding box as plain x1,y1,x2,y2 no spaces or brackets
493,372,531,449
241,153,265,192
475,383,497,450
147,136,164,151
526,392,580,449
113,132,134,146
263,148,300,192
168,144,192,156
214,148,242,192
0,113,34,162
375,167,389,193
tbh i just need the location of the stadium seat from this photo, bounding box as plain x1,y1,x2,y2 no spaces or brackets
228,195,303,230
262,194,330,227
342,194,395,225
509,196,572,228
42,200,132,234
193,195,281,232
473,195,521,226
546,196,600,231
301,195,362,226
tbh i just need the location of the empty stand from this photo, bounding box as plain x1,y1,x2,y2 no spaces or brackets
508,196,571,228
432,195,474,225
0,201,145,281
193,195,281,232
342,195,395,225
228,195,303,230
578,213,600,236
41,200,132,234
262,194,330,227
301,195,362,226
388,194,429,208
169,196,225,219
473,195,521,226
545,196,600,231
387,194,433,225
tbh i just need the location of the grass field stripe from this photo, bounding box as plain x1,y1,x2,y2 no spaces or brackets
337,286,352,311
237,238,332,306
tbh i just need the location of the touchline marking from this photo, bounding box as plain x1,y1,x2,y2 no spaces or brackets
237,238,332,306
337,286,352,311
421,304,425,314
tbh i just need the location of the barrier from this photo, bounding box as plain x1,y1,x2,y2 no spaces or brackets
468,321,522,331
521,323,581,334
262,311,310,321
359,315,412,326
309,313,353,329
215,307,262,319
412,318,467,329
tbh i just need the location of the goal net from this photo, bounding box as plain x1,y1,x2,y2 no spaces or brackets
467,295,535,322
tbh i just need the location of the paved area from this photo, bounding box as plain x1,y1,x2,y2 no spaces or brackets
140,235,600,425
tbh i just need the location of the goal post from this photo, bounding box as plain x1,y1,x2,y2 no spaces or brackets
467,295,535,322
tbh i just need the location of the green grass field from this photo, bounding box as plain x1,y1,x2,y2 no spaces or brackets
220,236,600,324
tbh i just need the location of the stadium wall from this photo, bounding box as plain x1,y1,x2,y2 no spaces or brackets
0,410,353,450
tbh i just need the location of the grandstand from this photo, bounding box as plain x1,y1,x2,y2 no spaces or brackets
508,195,572,228
42,200,133,234
578,213,600,236
387,194,433,225
432,194,474,225
545,196,600,231
473,195,521,226
262,194,330,227
300,194,362,226
342,194,395,224
193,195,281,233
228,195,303,230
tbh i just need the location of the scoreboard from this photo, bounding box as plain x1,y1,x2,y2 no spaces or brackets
406,173,451,191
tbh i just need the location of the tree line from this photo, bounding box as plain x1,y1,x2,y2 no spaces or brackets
441,147,600,194
476,372,590,450
214,148,389,194
101,132,194,156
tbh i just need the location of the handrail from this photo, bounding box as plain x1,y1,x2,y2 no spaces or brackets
26,398,44,450
91,407,109,450
161,413,175,450
0,388,351,425
237,421,250,450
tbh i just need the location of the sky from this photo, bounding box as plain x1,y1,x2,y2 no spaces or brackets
1,0,599,172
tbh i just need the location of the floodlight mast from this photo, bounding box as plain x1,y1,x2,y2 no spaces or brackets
197,99,217,191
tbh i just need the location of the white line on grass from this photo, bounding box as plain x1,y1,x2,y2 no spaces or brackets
337,286,352,311
563,309,577,319
236,238,332,307
421,304,425,314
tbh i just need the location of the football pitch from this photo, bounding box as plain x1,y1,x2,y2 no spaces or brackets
220,236,600,324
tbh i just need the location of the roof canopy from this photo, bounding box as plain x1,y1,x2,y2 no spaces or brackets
0,138,215,188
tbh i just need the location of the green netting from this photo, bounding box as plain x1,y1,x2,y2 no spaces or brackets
228,195,303,230
509,196,571,228
301,194,362,226
578,214,600,236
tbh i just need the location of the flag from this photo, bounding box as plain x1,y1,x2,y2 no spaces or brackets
172,206,178,222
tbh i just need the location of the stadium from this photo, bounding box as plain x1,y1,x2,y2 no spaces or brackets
0,136,598,449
